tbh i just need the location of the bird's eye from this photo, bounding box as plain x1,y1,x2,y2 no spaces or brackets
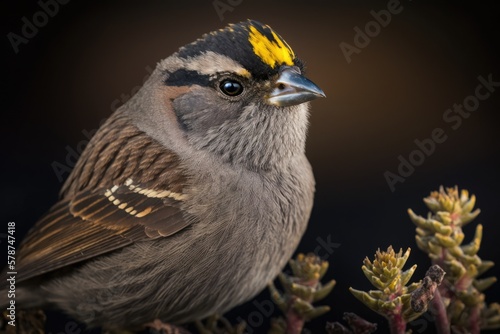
219,79,243,96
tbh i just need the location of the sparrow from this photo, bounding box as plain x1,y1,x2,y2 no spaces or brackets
1,20,325,330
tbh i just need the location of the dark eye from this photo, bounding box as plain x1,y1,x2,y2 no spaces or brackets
219,79,243,96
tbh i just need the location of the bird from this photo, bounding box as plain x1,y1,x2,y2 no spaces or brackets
1,19,325,331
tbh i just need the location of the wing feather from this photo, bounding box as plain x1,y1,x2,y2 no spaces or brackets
9,114,191,284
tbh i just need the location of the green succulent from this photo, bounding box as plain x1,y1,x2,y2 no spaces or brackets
408,186,500,332
350,247,432,325
269,253,336,334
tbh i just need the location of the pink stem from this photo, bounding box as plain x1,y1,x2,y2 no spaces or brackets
388,313,407,334
469,305,480,334
285,309,305,334
284,278,318,334
430,289,450,334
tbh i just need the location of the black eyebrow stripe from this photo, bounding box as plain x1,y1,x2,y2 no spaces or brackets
164,69,212,87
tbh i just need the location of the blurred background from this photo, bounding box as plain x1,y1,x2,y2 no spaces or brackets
2,0,499,333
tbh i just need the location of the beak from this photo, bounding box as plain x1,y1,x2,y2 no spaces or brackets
267,66,326,107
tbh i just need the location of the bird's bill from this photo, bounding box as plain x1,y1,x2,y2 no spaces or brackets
267,66,325,107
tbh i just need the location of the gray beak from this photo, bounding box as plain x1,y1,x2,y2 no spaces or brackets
267,66,326,107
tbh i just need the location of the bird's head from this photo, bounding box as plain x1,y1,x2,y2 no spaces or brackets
129,20,325,171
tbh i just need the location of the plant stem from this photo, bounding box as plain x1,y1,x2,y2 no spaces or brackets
430,289,450,334
469,305,480,334
388,314,407,334
285,309,305,334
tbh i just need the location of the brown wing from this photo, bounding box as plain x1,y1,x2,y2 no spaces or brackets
12,113,191,283
15,180,188,282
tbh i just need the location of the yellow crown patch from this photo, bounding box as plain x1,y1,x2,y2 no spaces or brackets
248,25,295,69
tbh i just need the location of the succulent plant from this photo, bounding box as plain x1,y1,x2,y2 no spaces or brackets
326,312,377,334
350,247,443,334
194,314,246,334
408,186,500,333
269,253,336,334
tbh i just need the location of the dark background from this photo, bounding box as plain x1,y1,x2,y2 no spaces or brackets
2,1,499,333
